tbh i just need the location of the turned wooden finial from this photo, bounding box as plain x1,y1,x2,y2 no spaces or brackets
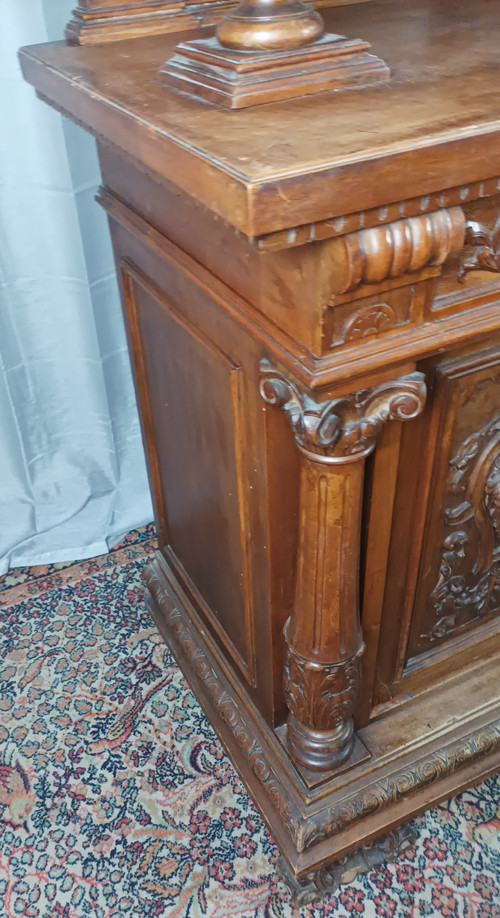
216,0,324,52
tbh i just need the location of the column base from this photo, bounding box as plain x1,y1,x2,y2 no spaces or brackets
275,724,371,789
161,32,390,109
287,713,354,772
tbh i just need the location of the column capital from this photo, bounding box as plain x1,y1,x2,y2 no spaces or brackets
259,361,427,462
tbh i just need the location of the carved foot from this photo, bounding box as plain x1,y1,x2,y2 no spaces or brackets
276,824,417,906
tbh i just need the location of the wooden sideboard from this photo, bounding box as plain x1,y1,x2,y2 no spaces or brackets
20,0,500,902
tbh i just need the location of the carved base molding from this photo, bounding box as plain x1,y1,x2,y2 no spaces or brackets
144,550,500,890
276,824,417,906
161,33,389,110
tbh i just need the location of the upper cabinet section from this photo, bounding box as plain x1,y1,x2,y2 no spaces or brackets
19,0,500,237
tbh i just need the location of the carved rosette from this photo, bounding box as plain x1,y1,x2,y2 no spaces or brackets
260,360,427,772
342,304,396,342
425,414,500,642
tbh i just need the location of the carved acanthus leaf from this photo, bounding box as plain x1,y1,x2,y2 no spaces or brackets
259,361,427,459
145,554,500,856
284,645,363,731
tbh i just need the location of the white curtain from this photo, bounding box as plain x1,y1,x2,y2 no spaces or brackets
0,1,153,573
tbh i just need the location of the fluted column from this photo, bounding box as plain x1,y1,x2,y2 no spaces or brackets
260,362,427,772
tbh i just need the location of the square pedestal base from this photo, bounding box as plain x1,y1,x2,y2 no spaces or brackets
161,32,390,108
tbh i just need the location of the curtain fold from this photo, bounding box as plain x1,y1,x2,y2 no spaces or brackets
0,1,153,574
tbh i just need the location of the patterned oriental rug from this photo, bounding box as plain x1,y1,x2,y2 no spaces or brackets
0,527,499,918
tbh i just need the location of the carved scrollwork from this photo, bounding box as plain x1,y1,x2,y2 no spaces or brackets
143,559,291,815
259,361,427,460
277,825,416,906
426,414,500,640
458,215,500,280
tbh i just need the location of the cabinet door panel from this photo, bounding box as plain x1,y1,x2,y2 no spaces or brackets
372,340,500,709
407,347,500,660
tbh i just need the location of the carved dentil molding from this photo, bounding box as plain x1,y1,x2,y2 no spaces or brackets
259,361,427,460
331,207,465,295
255,180,500,252
459,215,500,280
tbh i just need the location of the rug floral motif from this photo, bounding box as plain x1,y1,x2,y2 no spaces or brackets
0,532,499,917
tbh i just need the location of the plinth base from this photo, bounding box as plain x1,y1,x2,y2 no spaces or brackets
161,32,390,109
144,550,500,897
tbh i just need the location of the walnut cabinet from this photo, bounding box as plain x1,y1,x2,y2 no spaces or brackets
20,0,500,901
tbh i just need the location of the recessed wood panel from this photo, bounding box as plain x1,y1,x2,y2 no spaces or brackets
122,264,256,683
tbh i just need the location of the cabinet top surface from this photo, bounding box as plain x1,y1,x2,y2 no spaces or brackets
20,0,500,236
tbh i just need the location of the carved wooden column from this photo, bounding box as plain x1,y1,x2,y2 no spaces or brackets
260,363,427,771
